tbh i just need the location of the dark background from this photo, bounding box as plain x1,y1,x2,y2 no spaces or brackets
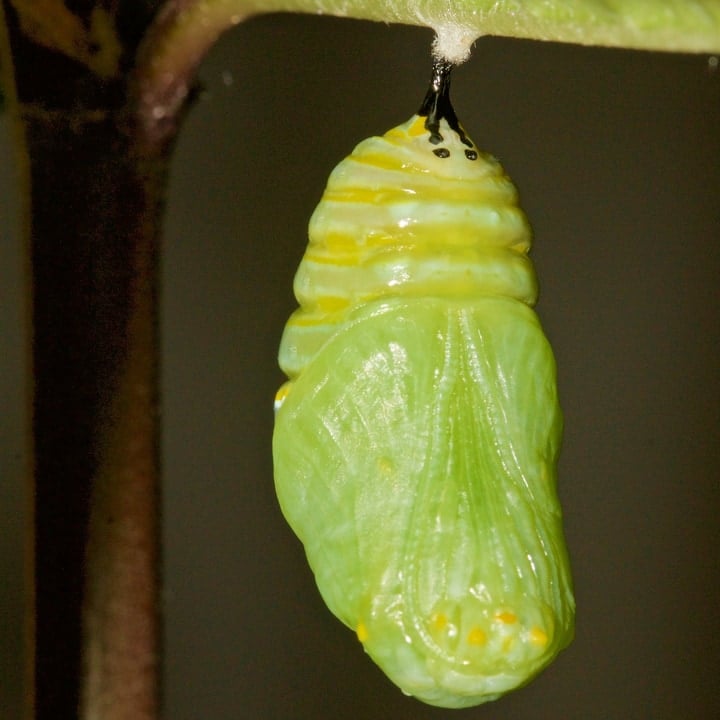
2,14,719,719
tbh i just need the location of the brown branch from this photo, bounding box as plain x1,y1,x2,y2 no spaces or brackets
26,105,166,720
0,2,170,718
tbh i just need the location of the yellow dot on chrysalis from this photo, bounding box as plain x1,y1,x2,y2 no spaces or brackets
408,116,428,137
494,611,517,625
378,457,394,475
431,613,448,631
274,383,291,412
529,626,548,646
316,295,349,313
356,623,368,643
467,627,487,646
502,636,515,653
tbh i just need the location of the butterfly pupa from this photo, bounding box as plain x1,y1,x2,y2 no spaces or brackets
273,60,574,709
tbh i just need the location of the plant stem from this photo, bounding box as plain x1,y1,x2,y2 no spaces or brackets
135,0,720,139
25,109,167,720
1,3,171,717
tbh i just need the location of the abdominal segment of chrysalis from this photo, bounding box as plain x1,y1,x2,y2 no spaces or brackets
272,59,574,709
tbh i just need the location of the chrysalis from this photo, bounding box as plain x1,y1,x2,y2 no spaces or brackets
273,60,574,709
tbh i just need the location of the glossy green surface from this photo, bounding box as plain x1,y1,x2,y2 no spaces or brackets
277,116,536,381
274,296,573,707
273,116,574,707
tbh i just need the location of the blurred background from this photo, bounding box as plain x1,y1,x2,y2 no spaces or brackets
1,13,719,719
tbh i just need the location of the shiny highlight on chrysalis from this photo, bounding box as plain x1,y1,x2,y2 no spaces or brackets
273,59,574,709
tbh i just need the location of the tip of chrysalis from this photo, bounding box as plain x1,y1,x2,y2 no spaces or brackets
432,24,479,65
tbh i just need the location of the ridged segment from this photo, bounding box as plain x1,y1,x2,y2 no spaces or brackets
278,115,536,381
273,111,574,707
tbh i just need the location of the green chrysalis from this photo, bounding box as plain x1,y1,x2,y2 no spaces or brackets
273,60,574,708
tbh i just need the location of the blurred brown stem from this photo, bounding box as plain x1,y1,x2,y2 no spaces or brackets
26,109,166,720
0,2,176,718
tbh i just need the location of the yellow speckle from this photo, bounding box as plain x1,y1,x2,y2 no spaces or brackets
316,295,350,313
467,627,487,646
502,636,515,653
356,622,368,643
494,611,517,625
431,613,447,631
408,116,428,137
378,457,395,475
353,151,406,171
529,626,548,646
304,249,360,267
274,383,291,411
540,462,549,483
324,187,381,204
321,231,361,251
384,126,406,141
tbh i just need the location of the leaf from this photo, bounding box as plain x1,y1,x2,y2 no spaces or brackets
163,0,720,59
136,0,720,139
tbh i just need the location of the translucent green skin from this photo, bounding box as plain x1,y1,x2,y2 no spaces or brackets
274,295,573,707
273,117,574,707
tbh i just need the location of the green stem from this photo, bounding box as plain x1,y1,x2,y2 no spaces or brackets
135,0,720,144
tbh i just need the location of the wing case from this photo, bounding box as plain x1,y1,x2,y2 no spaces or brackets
273,295,573,708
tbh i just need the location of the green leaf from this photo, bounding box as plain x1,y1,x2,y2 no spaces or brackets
166,0,720,58
136,0,720,139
